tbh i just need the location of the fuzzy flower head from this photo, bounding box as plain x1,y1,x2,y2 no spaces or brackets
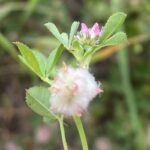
75,23,104,46
49,66,103,117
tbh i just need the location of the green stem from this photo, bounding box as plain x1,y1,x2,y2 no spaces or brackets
58,116,68,150
41,77,52,85
73,116,89,150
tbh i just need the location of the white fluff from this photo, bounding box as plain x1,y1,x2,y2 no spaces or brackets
49,67,102,116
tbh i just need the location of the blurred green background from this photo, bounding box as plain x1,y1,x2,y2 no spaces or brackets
0,0,150,150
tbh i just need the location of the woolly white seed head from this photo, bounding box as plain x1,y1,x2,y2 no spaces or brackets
49,67,103,116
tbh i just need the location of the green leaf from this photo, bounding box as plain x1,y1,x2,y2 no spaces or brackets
100,32,127,47
45,22,65,45
100,12,127,42
46,44,64,77
18,55,33,71
43,116,56,123
69,21,80,47
33,50,47,76
26,86,56,121
61,32,68,47
15,42,43,77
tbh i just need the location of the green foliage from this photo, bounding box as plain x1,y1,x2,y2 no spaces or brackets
100,32,127,48
45,22,68,47
71,40,84,62
100,12,127,42
91,12,128,54
69,21,80,47
15,42,44,78
26,86,56,121
15,42,63,80
61,33,69,46
46,44,64,77
44,13,127,67
45,21,79,48
33,50,47,76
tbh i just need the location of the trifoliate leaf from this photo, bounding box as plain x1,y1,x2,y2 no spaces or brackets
100,12,127,42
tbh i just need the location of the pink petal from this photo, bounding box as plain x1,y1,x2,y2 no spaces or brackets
91,23,100,36
81,23,89,33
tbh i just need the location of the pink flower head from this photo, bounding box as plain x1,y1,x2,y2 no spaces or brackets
80,22,103,38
